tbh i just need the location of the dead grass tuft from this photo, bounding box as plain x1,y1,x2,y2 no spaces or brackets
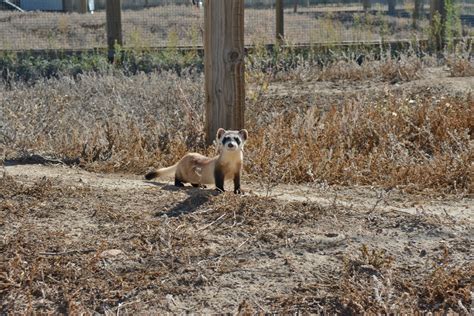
246,93,473,193
337,244,473,314
446,41,474,77
417,247,473,312
339,245,397,314
447,57,474,77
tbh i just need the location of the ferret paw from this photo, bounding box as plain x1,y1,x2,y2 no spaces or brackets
234,188,244,194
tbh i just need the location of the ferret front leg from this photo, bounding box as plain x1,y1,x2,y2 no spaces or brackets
174,177,185,187
233,171,242,194
214,168,225,192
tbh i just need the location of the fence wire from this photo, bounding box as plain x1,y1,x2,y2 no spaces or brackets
0,0,472,50
283,1,431,44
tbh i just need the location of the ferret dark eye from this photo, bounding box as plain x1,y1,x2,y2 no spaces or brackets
222,137,231,144
234,137,241,145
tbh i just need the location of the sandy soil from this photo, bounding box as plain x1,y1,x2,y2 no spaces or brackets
1,163,472,313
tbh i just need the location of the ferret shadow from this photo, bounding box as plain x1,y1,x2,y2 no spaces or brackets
147,181,219,218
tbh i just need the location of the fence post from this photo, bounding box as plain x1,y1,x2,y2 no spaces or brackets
430,0,446,49
387,0,396,16
413,0,422,27
106,0,122,62
362,0,371,12
276,0,284,43
79,0,87,13
204,0,245,145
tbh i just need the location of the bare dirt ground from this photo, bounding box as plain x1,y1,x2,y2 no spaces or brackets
1,163,473,314
264,66,474,99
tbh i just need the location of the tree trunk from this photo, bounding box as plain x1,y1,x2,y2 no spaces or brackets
293,0,298,13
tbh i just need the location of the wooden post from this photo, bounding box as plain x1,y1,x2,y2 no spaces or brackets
362,0,371,12
293,0,298,13
276,0,284,43
106,0,122,62
387,0,396,16
430,0,446,49
79,0,87,13
204,0,245,145
63,0,85,13
430,0,446,24
413,0,422,27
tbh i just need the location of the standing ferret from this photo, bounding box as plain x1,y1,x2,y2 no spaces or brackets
145,128,248,193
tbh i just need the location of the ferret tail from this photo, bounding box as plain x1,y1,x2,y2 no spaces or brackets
145,163,178,180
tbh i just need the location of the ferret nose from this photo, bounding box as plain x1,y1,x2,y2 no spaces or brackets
228,143,235,148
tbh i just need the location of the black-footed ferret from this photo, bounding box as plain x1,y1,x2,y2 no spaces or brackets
145,128,248,193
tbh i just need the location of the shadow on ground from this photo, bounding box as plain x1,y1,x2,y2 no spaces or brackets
148,181,219,217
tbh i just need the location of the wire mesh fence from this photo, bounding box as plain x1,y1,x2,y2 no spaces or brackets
0,0,472,50
283,1,430,44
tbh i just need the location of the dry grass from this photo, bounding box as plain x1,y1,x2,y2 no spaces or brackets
256,54,423,83
1,54,472,194
417,247,473,312
446,41,474,77
246,90,472,193
1,174,472,314
447,54,474,77
337,245,473,314
1,71,207,170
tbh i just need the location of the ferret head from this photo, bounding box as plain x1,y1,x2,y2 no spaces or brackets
216,128,248,152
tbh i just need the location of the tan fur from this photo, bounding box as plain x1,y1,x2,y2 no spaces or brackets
150,151,242,185
214,151,242,181
175,153,215,184
146,128,247,191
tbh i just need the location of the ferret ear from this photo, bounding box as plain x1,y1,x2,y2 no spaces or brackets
239,129,248,141
216,128,226,139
